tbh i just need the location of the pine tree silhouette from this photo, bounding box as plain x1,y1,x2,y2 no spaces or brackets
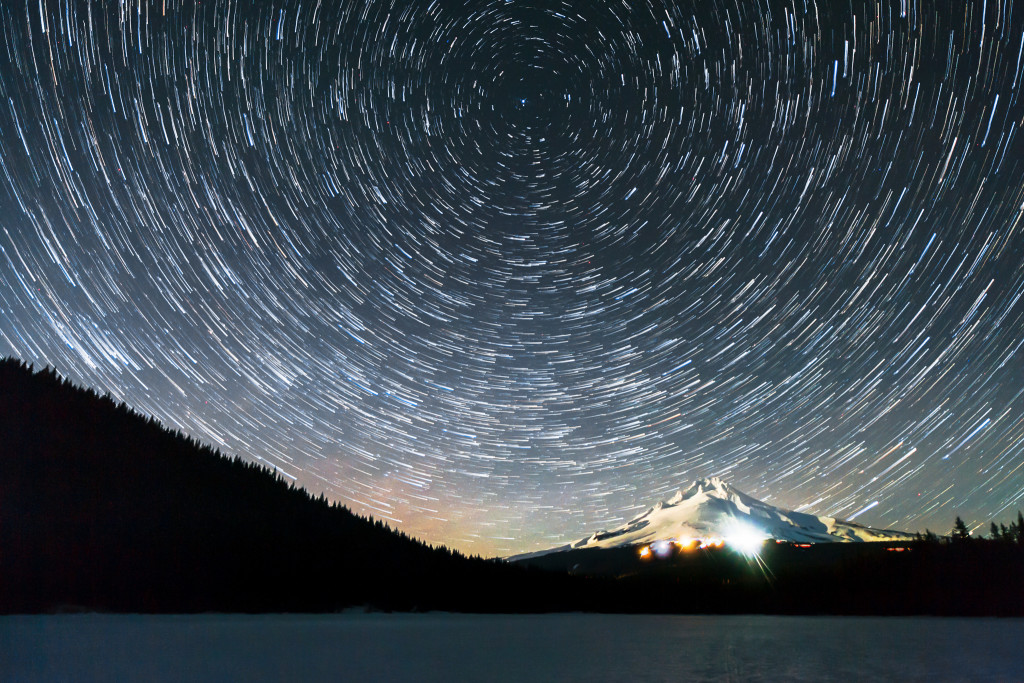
951,517,970,541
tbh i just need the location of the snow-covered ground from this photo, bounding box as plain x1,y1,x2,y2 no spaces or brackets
3,613,1021,682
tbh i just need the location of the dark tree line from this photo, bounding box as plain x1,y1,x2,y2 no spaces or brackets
882,511,1023,546
938,513,1024,544
986,512,1024,544
0,357,588,613
2,356,1023,616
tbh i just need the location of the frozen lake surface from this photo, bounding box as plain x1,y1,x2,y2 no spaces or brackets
3,613,1023,682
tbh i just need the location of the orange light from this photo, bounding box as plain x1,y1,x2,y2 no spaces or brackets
639,545,652,559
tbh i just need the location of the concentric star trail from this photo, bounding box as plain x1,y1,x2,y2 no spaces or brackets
2,0,1023,555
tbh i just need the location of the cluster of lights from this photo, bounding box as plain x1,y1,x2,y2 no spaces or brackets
638,538,724,560
638,524,769,560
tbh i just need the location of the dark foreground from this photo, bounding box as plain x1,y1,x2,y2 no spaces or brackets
3,358,1023,616
4,613,1024,682
513,539,1024,616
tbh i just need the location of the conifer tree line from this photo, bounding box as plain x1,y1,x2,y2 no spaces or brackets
986,510,1024,543
0,358,479,557
922,513,1024,543
3,356,568,614
4,356,1024,616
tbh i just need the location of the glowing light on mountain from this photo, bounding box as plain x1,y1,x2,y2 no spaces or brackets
724,522,768,557
651,540,674,558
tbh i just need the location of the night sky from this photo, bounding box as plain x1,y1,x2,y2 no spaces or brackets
2,0,1023,556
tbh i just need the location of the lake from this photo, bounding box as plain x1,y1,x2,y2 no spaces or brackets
3,613,1023,681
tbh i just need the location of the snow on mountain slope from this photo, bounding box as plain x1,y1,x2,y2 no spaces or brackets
565,477,914,552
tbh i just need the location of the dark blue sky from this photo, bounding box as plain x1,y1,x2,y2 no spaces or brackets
2,0,1023,555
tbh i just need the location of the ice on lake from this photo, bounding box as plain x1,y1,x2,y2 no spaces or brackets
3,612,1023,682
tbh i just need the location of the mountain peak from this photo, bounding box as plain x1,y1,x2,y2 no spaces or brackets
665,476,750,508
677,476,732,498
693,475,729,490
564,476,914,552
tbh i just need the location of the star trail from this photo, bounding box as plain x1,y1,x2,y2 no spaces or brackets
2,0,1024,555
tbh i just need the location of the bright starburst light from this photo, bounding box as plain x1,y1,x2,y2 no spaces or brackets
724,523,768,558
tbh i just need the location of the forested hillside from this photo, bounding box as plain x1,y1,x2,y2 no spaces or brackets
0,358,576,613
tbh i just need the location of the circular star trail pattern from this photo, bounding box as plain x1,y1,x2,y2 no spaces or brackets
2,0,1024,554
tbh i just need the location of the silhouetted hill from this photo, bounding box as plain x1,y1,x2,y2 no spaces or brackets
3,357,1023,616
0,358,581,613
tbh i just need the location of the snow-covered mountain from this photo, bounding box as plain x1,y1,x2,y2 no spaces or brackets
516,477,914,559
